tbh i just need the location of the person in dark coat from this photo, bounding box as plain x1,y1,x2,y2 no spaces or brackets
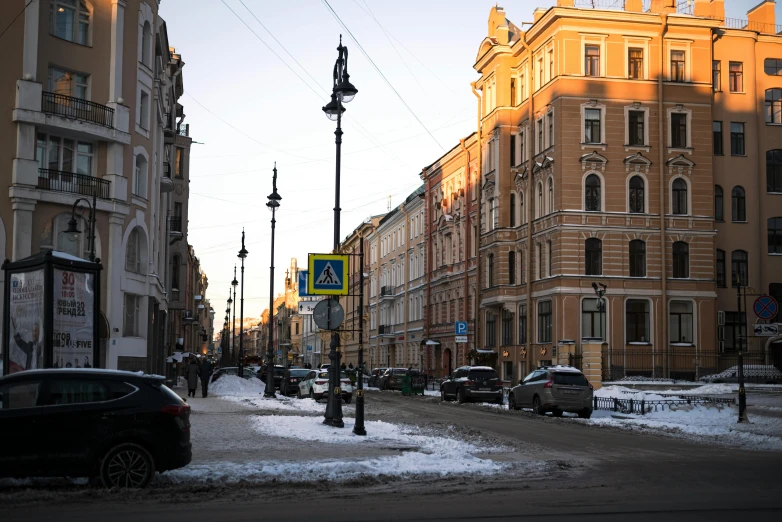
199,358,213,398
186,357,200,397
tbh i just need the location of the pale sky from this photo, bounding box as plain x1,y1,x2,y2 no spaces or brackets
158,0,765,331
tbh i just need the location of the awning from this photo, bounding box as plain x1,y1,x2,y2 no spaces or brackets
425,340,440,346
476,349,497,354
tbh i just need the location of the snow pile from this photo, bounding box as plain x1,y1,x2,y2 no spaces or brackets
666,383,735,395
595,385,669,401
221,394,327,413
210,375,265,396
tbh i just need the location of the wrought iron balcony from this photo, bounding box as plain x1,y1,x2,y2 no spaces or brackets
170,216,183,234
378,324,394,336
41,92,114,128
37,168,110,199
163,162,171,178
380,286,394,299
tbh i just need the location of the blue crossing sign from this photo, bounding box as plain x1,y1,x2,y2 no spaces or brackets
455,321,468,335
298,270,311,297
308,254,349,295
754,295,778,320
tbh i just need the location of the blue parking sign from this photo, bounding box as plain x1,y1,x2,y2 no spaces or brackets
455,321,468,335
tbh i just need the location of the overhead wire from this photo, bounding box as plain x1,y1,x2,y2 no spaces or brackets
0,0,33,42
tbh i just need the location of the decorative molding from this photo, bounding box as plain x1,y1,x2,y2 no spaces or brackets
666,154,695,177
579,150,608,171
624,152,652,174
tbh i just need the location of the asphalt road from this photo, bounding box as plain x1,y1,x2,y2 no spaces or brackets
3,391,782,522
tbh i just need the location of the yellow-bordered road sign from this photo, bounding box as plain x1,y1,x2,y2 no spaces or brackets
308,254,349,295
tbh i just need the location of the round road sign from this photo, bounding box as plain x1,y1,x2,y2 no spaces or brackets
313,298,345,330
753,295,778,320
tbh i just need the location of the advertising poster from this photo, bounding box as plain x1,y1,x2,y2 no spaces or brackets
8,270,45,373
53,269,95,369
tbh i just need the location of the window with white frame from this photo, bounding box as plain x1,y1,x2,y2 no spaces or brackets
125,227,146,274
667,107,691,150
547,112,554,148
669,301,694,343
547,177,554,214
667,42,691,82
584,45,600,77
36,133,93,175
123,293,140,337
141,21,152,67
584,108,602,144
50,0,92,46
139,90,150,131
134,154,147,198
48,66,88,99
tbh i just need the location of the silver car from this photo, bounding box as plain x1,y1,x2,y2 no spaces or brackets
508,365,593,418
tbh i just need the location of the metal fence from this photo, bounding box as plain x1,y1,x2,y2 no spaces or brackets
602,348,782,383
593,395,735,415
37,169,111,199
41,92,114,128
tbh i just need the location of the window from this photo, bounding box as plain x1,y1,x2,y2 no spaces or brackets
716,249,726,287
50,0,91,45
489,198,497,230
585,174,601,211
487,253,494,287
712,60,721,91
767,150,782,192
547,178,554,214
537,301,552,343
547,240,552,277
731,250,748,287
501,310,513,346
729,62,743,92
629,176,644,213
731,186,746,222
584,108,601,144
672,178,687,215
123,293,140,337
764,58,782,76
519,250,524,283
537,119,544,152
518,304,527,344
537,183,543,219
671,113,687,148
0,381,41,409
537,243,543,279
724,311,746,352
519,130,525,163
510,78,516,106
768,218,782,254
547,113,553,147
581,298,605,340
175,148,183,178
585,238,602,276
519,192,525,225
626,300,650,343
629,240,646,277
549,50,554,80
538,58,543,88
671,50,685,82
139,91,150,130
628,110,644,146
669,301,693,344
628,48,643,79
510,193,516,227
48,67,88,99
486,311,496,347
141,21,152,67
765,89,782,124
585,45,600,77
47,380,110,404
672,241,689,279
171,255,180,291
35,133,92,175
125,228,142,273
715,185,724,221
510,134,516,166
508,251,516,285
134,154,147,198
730,123,745,155
713,121,723,155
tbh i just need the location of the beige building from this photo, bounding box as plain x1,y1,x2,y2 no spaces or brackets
0,0,206,373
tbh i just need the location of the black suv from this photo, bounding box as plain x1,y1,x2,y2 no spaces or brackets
0,369,192,488
440,366,503,404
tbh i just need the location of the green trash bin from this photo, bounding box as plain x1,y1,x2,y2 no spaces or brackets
401,374,413,396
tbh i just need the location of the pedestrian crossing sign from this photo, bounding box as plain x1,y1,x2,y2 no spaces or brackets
307,254,349,295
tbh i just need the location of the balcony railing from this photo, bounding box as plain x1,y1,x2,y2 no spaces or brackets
380,286,394,297
170,216,182,233
378,325,394,336
163,162,171,178
41,92,114,128
37,168,110,199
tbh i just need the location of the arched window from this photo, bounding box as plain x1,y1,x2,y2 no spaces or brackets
731,186,746,222
508,251,516,285
547,177,554,214
770,217,782,254
767,150,782,193
672,178,687,215
672,241,689,278
510,193,516,227
585,174,601,211
731,250,748,287
125,227,147,274
519,191,525,224
714,185,724,221
585,238,602,275
518,304,527,344
501,309,514,346
629,176,644,213
765,88,782,123
629,239,646,277
171,255,181,290
134,155,147,198
537,183,543,218
487,253,494,287
141,21,152,67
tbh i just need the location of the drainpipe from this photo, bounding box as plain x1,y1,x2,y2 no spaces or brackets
400,204,411,367
471,82,483,362
658,14,669,376
423,169,432,373
460,137,471,368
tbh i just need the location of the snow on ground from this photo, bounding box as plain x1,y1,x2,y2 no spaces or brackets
209,375,266,396
221,394,328,413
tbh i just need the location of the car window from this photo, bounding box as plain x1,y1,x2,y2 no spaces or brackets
318,372,329,378
46,379,109,405
553,372,588,386
290,369,310,377
105,381,137,400
0,381,42,409
469,369,498,380
522,371,537,383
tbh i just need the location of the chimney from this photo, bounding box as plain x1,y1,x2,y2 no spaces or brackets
533,7,547,23
556,0,575,6
711,0,725,21
748,0,776,30
693,0,710,17
649,0,676,13
625,0,643,12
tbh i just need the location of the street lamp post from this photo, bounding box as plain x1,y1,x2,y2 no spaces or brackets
322,35,357,428
264,164,282,399
231,266,238,363
353,235,366,435
64,194,98,262
238,230,248,378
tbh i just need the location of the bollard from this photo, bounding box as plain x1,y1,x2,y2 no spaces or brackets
641,399,645,415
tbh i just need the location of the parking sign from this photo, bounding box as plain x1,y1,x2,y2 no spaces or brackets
455,321,468,335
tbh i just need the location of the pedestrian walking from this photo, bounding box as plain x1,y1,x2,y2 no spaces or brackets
186,356,200,397
199,358,213,398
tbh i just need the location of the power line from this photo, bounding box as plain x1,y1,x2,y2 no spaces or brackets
321,0,446,152
0,0,33,42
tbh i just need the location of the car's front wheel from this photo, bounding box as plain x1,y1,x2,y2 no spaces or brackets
100,443,155,488
508,393,519,411
440,388,448,401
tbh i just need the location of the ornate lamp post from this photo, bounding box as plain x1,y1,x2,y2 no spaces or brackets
238,230,248,378
264,164,281,399
64,196,97,262
231,266,238,362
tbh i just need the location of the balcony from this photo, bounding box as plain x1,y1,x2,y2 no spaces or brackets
170,216,183,235
37,169,110,199
380,286,394,300
161,162,173,192
378,324,394,336
178,124,189,137
41,92,114,128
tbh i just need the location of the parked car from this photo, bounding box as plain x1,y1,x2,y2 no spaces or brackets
0,369,192,488
280,368,311,396
367,368,387,388
257,365,286,390
297,370,353,403
211,366,254,383
440,366,503,404
380,368,420,391
699,365,782,384
508,365,593,418
377,368,405,390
